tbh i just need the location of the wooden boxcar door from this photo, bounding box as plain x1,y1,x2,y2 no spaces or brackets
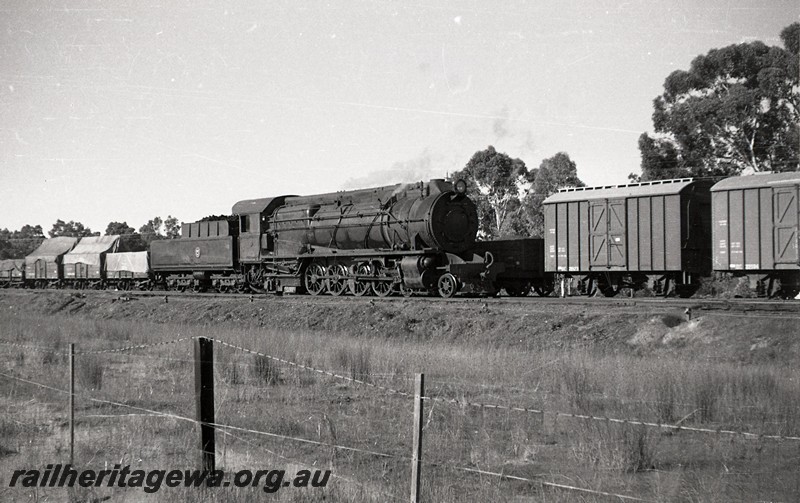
607,200,627,267
589,200,627,268
35,259,47,279
773,187,799,265
589,202,609,268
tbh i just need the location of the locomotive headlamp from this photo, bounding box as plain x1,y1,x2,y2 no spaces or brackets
454,179,467,194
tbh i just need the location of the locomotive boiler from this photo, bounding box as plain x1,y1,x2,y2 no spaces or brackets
268,179,477,255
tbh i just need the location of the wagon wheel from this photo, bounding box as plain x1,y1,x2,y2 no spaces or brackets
675,284,698,298
349,263,372,297
505,282,530,297
597,276,618,297
533,285,553,297
601,286,619,297
304,263,327,296
372,278,394,297
327,264,348,296
399,283,414,297
437,273,459,298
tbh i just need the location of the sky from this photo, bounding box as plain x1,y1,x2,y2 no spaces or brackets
0,0,797,233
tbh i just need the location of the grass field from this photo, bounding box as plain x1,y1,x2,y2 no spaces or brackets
1,296,799,501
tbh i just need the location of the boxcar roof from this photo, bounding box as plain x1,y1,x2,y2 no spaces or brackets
25,236,78,262
710,172,800,192
543,178,701,204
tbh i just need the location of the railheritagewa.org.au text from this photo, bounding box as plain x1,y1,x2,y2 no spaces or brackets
9,464,331,493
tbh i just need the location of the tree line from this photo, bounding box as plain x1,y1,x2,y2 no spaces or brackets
0,217,181,259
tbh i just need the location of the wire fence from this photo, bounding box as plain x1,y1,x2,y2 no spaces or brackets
5,336,798,441
2,334,799,501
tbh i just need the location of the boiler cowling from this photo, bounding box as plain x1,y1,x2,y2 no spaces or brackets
269,180,478,255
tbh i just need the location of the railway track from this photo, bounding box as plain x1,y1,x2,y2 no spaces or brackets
3,287,798,316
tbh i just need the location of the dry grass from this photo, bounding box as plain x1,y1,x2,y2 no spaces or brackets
1,308,799,502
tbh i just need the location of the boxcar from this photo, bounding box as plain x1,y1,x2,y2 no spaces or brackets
711,172,800,297
24,236,79,288
105,251,152,290
62,235,121,288
0,259,25,288
543,178,714,296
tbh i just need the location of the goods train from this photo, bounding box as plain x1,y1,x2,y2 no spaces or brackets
1,173,798,298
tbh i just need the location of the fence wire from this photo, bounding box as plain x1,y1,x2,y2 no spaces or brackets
3,335,800,443
1,367,651,503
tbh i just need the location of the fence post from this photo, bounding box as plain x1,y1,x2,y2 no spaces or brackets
69,343,75,466
194,337,215,471
410,373,424,503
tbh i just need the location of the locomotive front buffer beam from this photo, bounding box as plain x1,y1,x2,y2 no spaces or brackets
400,252,504,298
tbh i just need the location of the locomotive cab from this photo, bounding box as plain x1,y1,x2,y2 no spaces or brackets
231,196,293,262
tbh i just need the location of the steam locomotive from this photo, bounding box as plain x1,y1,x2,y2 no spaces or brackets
149,178,510,297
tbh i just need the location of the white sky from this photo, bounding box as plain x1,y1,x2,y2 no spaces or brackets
0,0,797,233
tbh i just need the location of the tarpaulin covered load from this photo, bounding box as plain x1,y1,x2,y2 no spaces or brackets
24,236,79,280
105,251,150,278
0,259,25,280
0,259,24,273
63,235,120,279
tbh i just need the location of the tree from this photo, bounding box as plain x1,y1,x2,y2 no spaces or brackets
634,23,800,180
18,224,45,241
0,225,45,259
451,146,531,238
105,221,136,235
199,214,231,222
630,133,690,182
139,217,164,244
104,221,147,251
163,215,181,239
48,219,94,238
522,152,585,236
